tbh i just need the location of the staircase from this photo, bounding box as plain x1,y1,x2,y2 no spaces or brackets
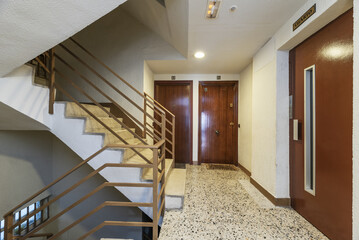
2,38,186,240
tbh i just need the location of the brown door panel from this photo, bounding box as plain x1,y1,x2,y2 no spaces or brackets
198,81,238,165
154,81,193,164
290,9,353,240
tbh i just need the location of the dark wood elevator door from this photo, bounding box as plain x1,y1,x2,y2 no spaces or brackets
198,81,238,165
290,9,353,240
154,81,192,165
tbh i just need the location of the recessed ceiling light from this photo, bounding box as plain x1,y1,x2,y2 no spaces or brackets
194,51,205,59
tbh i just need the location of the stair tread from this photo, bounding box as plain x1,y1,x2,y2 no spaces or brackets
108,138,147,148
66,102,111,117
123,149,153,164
165,168,186,197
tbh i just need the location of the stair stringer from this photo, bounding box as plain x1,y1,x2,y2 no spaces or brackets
51,102,154,218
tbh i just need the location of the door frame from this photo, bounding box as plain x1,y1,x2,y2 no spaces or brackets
154,80,193,164
198,81,239,165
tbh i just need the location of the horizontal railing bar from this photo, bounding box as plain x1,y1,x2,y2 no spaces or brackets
78,221,153,240
59,43,163,125
49,201,152,239
158,200,165,223
70,38,145,98
108,139,165,150
54,79,152,165
59,44,164,126
13,233,53,239
166,148,173,156
157,154,166,166
18,182,150,240
69,38,171,120
58,43,143,112
4,147,107,217
9,162,154,232
166,127,173,136
157,168,165,183
106,163,154,168
55,54,147,130
157,184,165,205
35,57,50,73
145,93,175,117
54,71,147,145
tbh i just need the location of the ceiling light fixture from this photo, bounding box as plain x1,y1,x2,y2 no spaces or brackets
206,0,221,19
194,51,205,59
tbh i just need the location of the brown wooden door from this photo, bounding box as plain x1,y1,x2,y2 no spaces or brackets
154,81,192,164
198,81,238,165
290,9,353,240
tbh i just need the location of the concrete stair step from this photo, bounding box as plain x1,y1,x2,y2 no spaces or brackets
165,168,186,210
109,138,148,160
66,102,110,118
103,129,136,145
85,117,123,133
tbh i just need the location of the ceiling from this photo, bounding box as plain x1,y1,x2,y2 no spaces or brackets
0,0,127,77
146,0,308,74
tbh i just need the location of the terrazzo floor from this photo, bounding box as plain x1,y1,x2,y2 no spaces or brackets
159,164,329,240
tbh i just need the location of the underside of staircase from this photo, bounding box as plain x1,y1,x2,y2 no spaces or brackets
1,38,186,240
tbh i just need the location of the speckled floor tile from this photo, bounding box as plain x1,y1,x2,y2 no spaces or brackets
159,165,328,240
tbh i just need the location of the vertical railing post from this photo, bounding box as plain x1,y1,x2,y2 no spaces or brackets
143,94,147,139
172,116,175,160
161,113,166,141
152,148,159,240
4,213,13,240
49,48,55,114
160,142,166,217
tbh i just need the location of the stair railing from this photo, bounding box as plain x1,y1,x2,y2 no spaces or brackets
4,140,166,240
47,37,175,161
4,37,175,239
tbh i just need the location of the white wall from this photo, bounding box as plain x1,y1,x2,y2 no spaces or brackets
239,64,252,172
247,0,353,199
143,61,154,98
353,1,359,239
154,74,240,163
0,65,51,130
251,38,278,196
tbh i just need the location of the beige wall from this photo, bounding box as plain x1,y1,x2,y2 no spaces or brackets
251,39,278,196
239,64,253,172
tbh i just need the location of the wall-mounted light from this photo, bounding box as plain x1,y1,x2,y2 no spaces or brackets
194,51,205,59
206,0,221,19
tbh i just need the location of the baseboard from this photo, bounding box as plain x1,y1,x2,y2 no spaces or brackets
237,163,251,177
250,177,291,207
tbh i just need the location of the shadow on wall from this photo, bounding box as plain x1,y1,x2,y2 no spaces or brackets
0,131,142,240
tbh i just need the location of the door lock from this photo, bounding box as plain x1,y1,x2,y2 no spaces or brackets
229,122,234,126
215,130,220,135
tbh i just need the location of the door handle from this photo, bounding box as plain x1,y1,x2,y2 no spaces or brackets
215,130,220,135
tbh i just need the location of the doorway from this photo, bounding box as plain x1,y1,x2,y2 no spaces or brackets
289,9,353,240
198,81,238,165
154,81,193,165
